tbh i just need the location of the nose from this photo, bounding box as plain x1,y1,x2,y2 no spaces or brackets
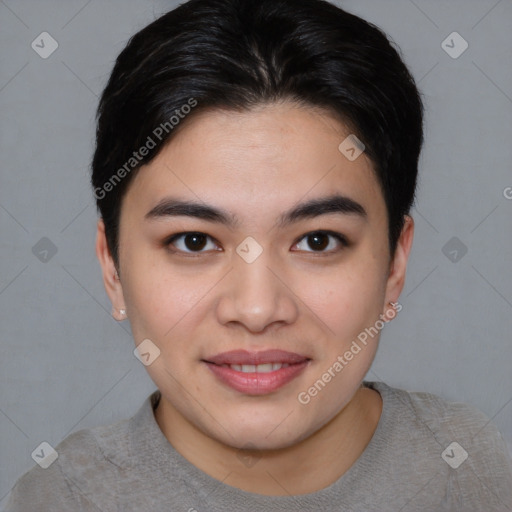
215,248,299,333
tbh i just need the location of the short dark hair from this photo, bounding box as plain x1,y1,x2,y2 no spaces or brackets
91,0,424,270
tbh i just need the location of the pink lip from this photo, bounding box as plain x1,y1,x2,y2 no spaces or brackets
203,350,310,395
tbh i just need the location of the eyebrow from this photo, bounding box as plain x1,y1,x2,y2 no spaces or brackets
144,194,367,228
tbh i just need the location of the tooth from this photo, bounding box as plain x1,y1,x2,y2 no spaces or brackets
228,362,292,372
256,363,274,373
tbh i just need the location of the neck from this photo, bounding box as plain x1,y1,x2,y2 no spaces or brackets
154,386,382,496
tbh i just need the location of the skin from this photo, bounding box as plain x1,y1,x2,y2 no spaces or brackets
96,101,414,495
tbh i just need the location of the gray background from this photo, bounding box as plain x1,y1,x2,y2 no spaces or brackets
1,0,511,506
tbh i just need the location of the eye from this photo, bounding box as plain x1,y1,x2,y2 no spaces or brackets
164,230,348,256
292,230,348,253
165,232,220,254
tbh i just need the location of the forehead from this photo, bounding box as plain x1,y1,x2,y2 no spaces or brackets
122,102,386,227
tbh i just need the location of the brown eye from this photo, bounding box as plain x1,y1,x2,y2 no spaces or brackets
166,232,219,253
293,231,348,253
307,233,329,251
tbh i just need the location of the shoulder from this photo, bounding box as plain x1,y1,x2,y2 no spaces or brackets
4,395,154,512
371,380,512,463
380,381,493,435
367,381,512,509
3,430,110,511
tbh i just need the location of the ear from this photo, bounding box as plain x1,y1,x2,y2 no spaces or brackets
95,218,126,320
384,215,414,306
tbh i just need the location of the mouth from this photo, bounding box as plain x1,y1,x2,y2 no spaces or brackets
202,350,311,395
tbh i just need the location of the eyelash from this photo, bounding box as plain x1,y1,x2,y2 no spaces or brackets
163,230,349,256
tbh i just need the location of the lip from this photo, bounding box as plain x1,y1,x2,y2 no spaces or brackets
202,350,310,395
204,349,309,366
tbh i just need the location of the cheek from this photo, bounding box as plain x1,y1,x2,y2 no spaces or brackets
299,257,386,342
132,286,186,338
122,258,222,362
120,257,187,342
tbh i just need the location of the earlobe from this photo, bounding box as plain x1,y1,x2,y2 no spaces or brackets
111,306,128,321
384,215,414,305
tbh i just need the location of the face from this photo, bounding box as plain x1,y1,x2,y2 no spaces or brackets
97,102,413,451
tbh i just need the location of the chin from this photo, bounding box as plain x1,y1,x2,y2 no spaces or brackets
212,415,312,452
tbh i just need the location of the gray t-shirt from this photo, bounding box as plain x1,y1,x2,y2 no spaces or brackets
5,381,512,511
